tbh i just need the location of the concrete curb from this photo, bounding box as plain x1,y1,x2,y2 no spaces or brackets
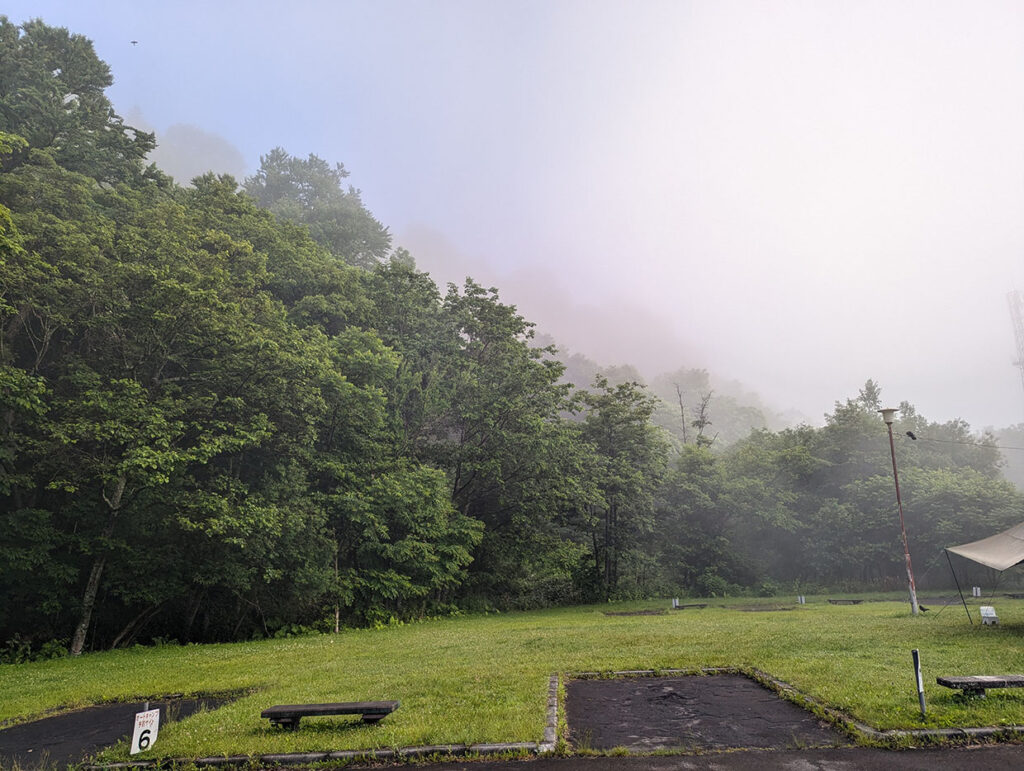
539,673,559,752
88,743,541,769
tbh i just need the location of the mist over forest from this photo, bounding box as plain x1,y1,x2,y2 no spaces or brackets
3,15,1024,661
8,1,1023,429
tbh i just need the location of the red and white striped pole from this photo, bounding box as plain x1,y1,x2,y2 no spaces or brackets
880,408,919,616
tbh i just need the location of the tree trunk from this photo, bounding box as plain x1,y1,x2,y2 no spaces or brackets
183,590,204,643
69,474,126,656
230,596,247,638
110,602,163,648
605,503,618,601
334,535,340,634
674,383,689,445
603,508,611,602
70,555,106,655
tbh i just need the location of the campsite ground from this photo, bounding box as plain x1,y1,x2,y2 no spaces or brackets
429,745,1024,770
2,594,1023,766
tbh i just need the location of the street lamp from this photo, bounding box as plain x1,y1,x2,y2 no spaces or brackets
879,407,920,615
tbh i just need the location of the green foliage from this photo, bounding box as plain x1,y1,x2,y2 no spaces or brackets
330,462,483,624
0,633,68,664
0,17,157,183
655,444,755,594
579,377,669,600
243,147,391,268
3,20,1023,657
717,385,1022,591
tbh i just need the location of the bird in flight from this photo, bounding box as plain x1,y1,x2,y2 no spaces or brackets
131,40,138,46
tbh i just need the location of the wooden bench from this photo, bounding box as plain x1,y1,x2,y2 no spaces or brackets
936,675,1024,698
827,599,862,605
261,700,399,730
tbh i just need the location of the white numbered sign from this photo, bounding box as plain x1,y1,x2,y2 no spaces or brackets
130,707,160,755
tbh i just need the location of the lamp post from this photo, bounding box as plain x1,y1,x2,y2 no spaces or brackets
879,407,919,616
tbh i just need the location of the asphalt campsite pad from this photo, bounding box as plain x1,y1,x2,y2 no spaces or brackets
0,697,223,770
566,675,850,752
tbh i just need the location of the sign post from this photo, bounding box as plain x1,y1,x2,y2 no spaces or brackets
130,707,160,755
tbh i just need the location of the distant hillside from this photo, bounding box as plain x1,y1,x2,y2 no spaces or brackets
547,341,792,448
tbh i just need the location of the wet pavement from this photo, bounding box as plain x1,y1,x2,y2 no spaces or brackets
566,675,848,752
0,698,223,770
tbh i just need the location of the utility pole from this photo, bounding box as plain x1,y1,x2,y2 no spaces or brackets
880,408,919,616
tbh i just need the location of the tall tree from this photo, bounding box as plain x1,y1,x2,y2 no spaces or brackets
243,148,390,269
0,17,157,183
656,444,755,595
579,377,668,600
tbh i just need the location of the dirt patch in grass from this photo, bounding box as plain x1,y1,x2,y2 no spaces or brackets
566,674,850,752
0,696,229,770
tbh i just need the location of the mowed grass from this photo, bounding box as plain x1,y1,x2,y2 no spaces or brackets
2,596,1024,762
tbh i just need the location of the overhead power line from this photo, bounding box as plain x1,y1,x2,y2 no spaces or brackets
905,434,1024,452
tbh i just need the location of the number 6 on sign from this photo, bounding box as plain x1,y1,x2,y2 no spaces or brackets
130,707,160,754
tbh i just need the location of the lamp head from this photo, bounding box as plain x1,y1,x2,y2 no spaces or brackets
879,407,897,425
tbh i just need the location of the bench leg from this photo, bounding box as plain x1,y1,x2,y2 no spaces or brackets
271,717,302,730
361,714,386,723
962,688,986,699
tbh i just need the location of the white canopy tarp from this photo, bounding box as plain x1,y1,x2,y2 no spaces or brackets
947,521,1024,572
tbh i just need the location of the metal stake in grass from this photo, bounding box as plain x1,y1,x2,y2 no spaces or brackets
911,649,926,718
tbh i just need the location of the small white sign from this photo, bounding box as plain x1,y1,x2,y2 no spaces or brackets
980,605,999,625
130,708,160,755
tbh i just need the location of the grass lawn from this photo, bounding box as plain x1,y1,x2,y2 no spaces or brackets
2,594,1023,762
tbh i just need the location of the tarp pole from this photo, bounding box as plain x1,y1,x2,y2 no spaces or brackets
945,549,973,625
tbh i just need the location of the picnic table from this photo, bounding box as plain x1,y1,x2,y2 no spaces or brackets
261,700,399,730
936,675,1024,698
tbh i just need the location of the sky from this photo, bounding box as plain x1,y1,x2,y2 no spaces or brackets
8,0,1024,429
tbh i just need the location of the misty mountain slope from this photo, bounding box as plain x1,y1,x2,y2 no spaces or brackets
551,344,787,448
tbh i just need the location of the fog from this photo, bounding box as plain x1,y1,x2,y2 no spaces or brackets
11,0,1024,428
124,109,247,185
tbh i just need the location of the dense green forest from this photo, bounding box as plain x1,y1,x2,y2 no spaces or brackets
2,19,1022,660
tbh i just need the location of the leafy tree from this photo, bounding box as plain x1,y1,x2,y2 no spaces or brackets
363,269,594,605
182,177,482,632
656,445,755,595
431,281,591,603
329,462,482,624
243,148,390,269
0,155,305,651
716,383,1024,590
0,17,157,183
579,377,668,600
